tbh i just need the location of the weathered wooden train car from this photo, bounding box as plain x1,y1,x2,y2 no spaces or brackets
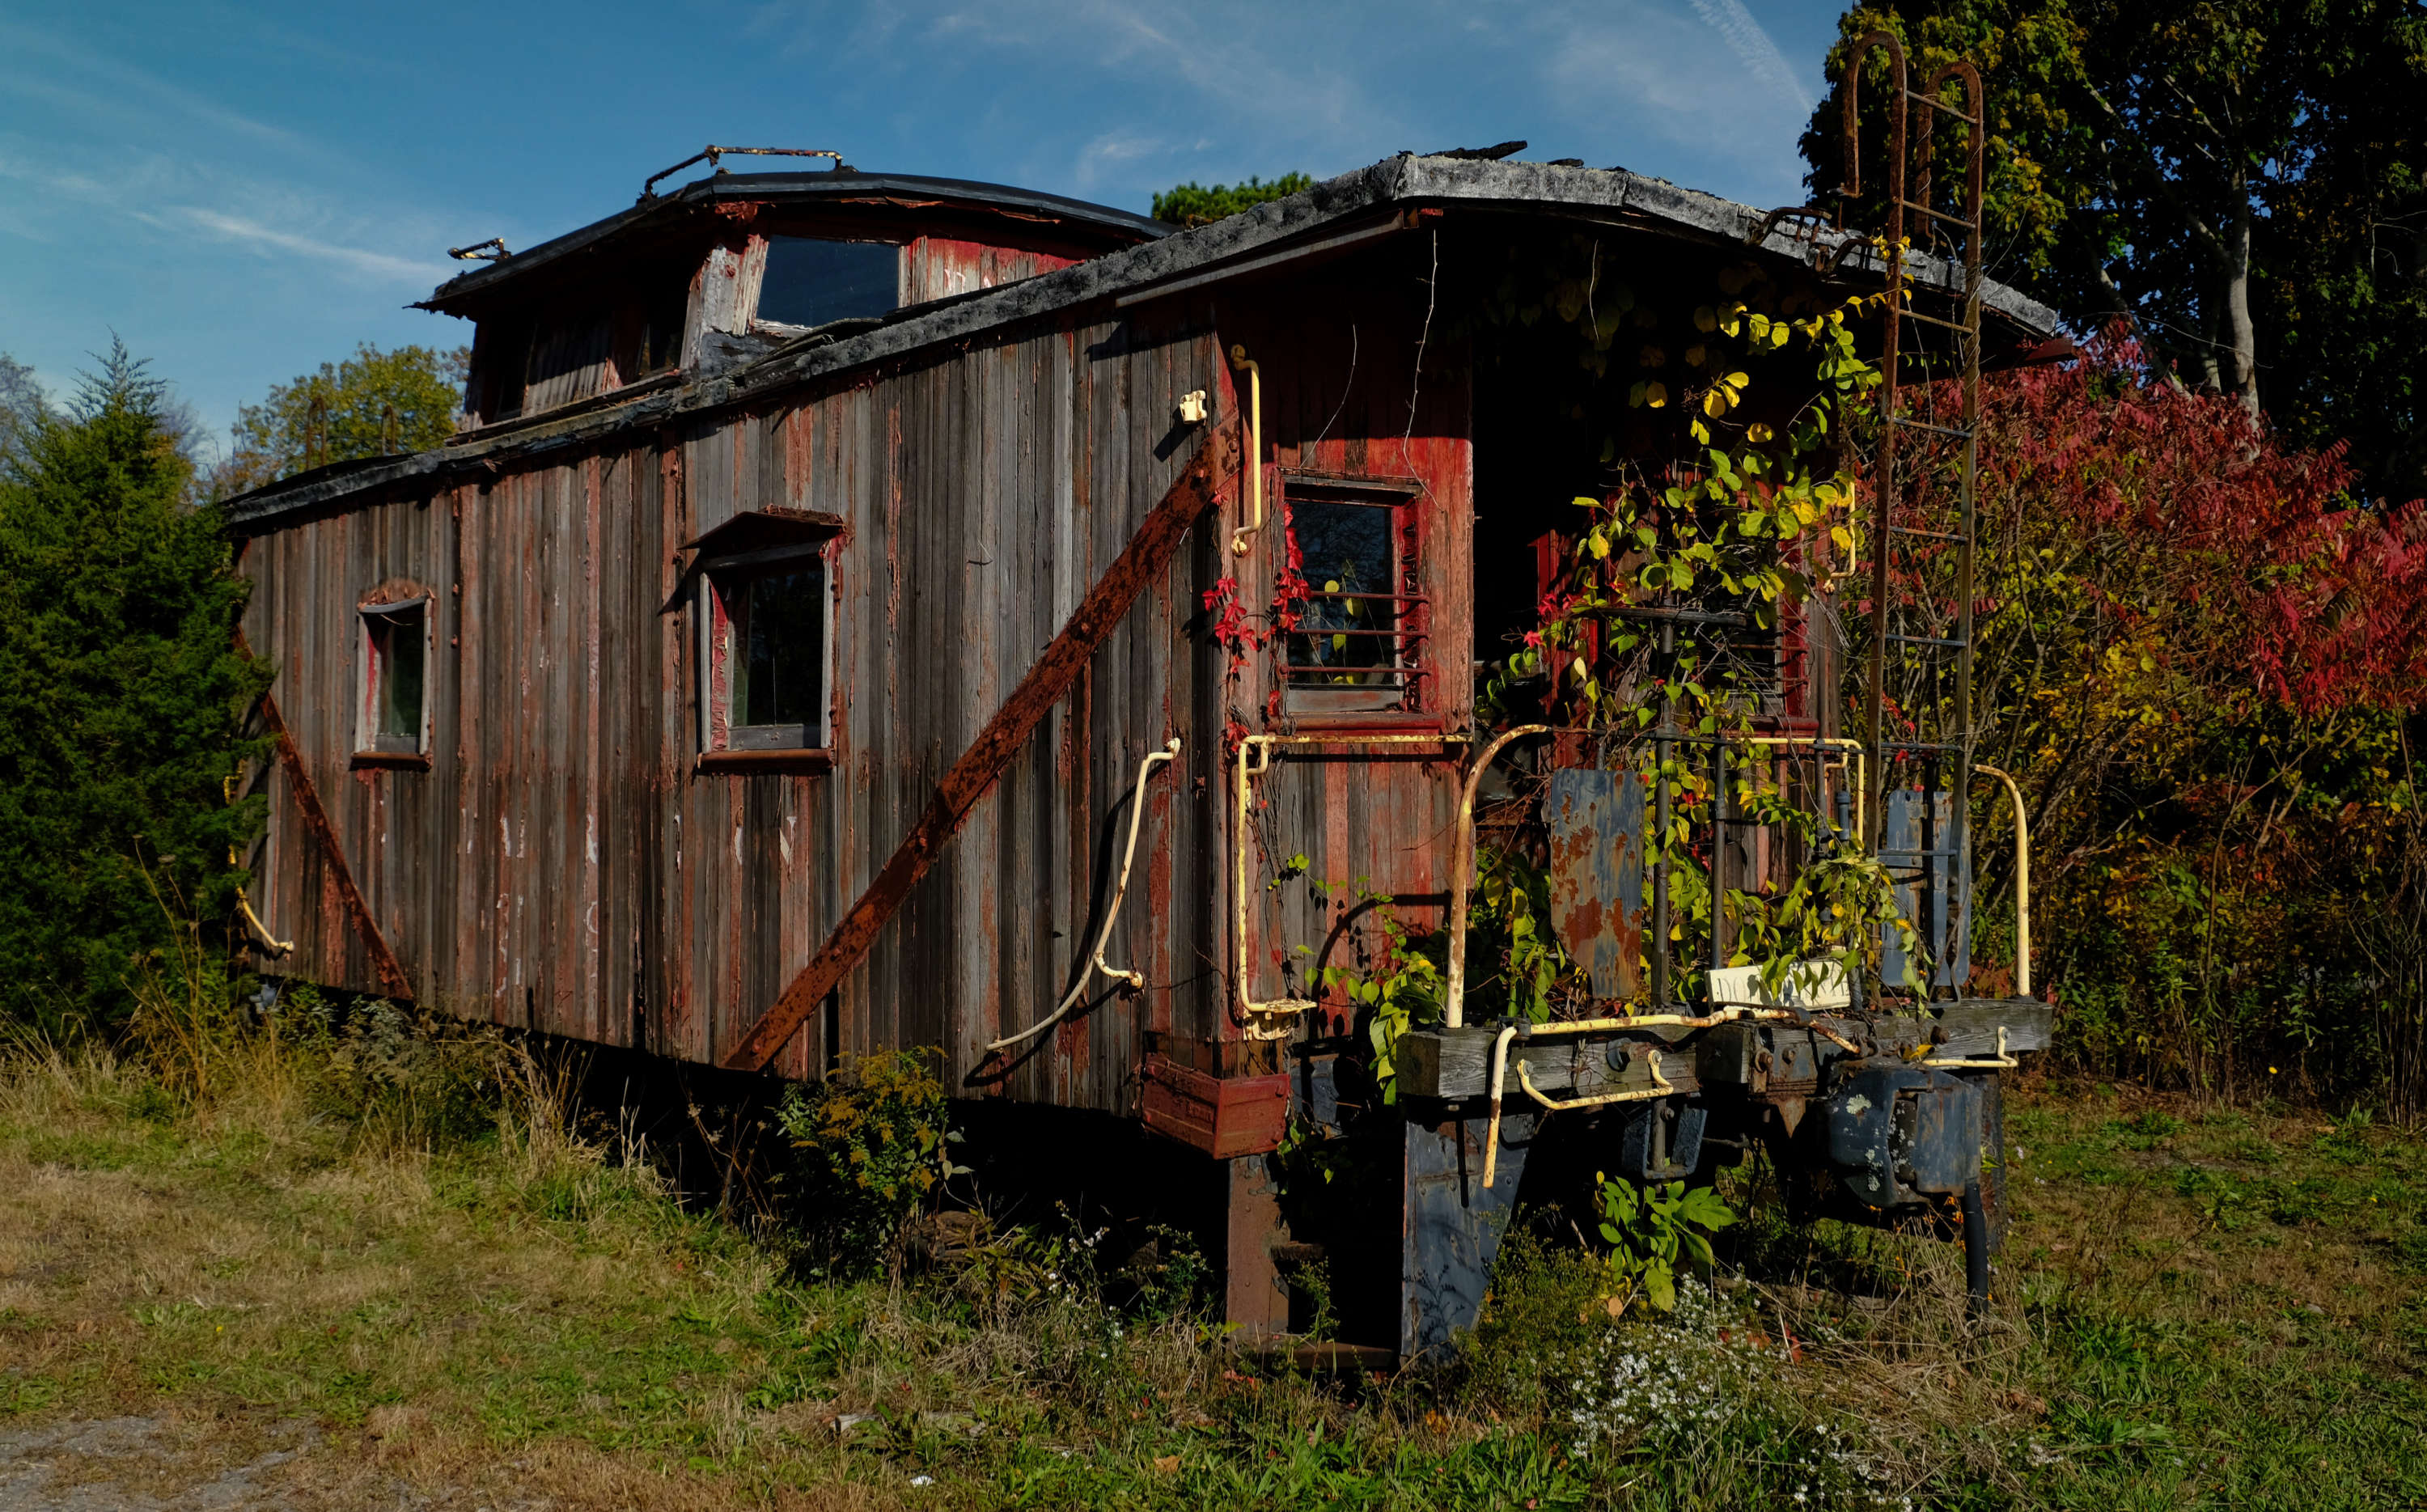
228,142,2061,1355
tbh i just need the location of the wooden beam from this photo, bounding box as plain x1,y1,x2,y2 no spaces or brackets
256,687,414,1002
718,419,1240,1073
1396,998,2055,1101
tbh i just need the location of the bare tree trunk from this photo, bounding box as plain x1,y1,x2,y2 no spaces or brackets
2226,190,2260,413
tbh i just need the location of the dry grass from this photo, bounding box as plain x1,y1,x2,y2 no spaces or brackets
4,993,2421,1509
1705,1078,2427,1505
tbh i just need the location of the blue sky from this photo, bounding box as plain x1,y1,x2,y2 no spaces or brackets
0,0,1843,451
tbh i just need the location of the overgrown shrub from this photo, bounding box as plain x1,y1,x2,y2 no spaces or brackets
773,1048,962,1275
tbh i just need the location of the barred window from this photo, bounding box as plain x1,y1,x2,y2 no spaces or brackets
1281,475,1426,716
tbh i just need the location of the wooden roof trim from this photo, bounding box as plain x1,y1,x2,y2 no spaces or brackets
225,155,2063,533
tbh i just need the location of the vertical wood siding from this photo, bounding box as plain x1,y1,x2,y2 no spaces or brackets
905,238,1079,304
239,260,1471,1116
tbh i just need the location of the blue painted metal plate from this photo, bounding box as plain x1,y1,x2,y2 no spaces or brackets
1878,787,1972,989
1541,767,1646,1001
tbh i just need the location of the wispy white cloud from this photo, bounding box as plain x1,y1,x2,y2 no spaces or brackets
1074,129,1167,188
0,14,486,295
0,18,311,155
743,0,1408,189
1520,0,1813,202
0,145,454,288
171,207,452,285
1686,0,1815,114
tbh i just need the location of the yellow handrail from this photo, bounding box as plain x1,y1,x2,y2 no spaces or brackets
1443,726,1552,1028
222,774,291,956
1231,731,1467,1040
1515,1048,1672,1112
988,737,1181,1052
1972,762,2031,997
1227,345,1263,557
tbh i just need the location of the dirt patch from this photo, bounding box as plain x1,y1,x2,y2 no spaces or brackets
0,1416,320,1510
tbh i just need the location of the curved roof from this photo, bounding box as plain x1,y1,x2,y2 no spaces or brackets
233,153,2066,528
418,168,1171,316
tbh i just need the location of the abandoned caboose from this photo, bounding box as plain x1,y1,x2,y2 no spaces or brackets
228,129,2063,1357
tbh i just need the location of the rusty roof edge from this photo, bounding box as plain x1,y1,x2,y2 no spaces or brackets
222,173,1382,528
1391,156,2065,338
226,155,2062,531
418,170,1171,311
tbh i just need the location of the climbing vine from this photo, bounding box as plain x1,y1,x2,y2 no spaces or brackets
1472,235,1926,1006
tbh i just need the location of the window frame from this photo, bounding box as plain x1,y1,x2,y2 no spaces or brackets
695,535,841,771
750,234,906,334
354,593,434,769
1276,473,1430,721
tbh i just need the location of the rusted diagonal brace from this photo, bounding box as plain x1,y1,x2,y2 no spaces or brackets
256,687,415,1002
718,419,1241,1073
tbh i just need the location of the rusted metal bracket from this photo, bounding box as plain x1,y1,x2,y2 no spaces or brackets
255,684,414,1002
718,418,1241,1073
641,146,849,202
1922,1024,2018,1069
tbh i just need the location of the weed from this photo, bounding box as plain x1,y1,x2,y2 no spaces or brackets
2113,1109,2183,1150
1593,1173,1738,1312
773,1049,960,1278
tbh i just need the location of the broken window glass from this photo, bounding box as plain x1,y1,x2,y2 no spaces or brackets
756,238,900,330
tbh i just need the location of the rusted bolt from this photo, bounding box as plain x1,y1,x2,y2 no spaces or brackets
1756,1048,1775,1071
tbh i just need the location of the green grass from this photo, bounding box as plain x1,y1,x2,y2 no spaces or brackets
2,1027,2421,1509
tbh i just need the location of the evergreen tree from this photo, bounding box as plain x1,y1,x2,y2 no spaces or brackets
0,341,273,1032
0,354,47,468
1152,174,1313,228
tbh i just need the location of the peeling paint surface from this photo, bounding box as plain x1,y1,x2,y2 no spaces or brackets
1542,767,1646,1001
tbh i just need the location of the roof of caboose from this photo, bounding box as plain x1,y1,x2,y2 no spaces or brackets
417,168,1171,318
226,151,2066,529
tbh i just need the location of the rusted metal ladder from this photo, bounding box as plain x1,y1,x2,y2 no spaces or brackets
1845,32,1987,992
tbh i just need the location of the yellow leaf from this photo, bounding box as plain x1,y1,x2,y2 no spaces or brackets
1747,422,1774,443
1684,344,1707,367
1725,371,1750,388
1831,525,1855,553
1646,382,1668,409
1693,306,1718,333
1590,532,1610,559
1703,389,1727,418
